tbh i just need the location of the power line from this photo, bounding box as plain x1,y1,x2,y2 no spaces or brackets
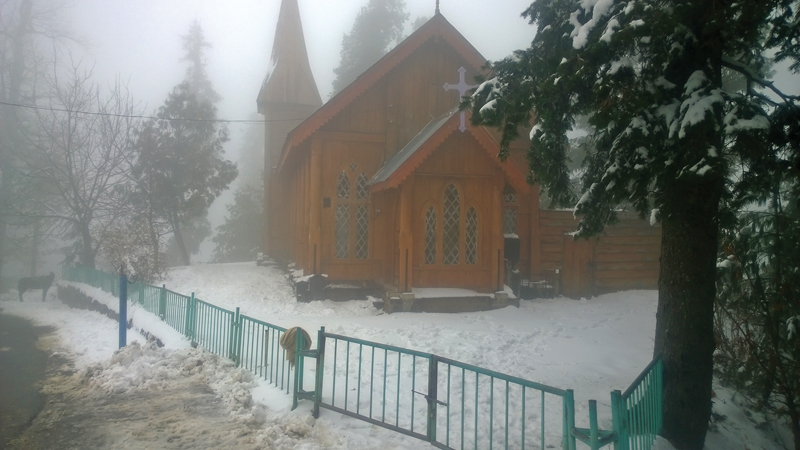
1,99,399,125
0,99,287,124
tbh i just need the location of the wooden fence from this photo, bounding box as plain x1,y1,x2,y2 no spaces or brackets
535,211,661,298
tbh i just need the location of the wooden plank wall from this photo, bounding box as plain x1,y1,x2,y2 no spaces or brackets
537,210,580,273
593,214,661,293
536,210,661,296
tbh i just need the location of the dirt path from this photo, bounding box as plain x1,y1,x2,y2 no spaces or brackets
5,339,269,449
0,313,51,448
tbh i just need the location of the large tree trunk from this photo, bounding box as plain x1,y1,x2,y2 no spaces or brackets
148,215,160,272
171,216,190,266
655,178,721,449
29,219,40,277
80,223,95,268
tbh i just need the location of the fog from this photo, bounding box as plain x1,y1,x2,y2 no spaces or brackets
67,0,536,153
56,0,536,261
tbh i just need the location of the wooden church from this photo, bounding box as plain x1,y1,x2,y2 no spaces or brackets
258,1,661,308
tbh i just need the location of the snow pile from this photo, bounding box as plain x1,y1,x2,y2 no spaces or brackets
85,342,264,422
78,341,346,449
163,262,380,320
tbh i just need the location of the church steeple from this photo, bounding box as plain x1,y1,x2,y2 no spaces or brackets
258,0,321,258
257,0,321,110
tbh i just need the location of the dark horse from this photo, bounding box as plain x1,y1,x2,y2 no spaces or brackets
18,272,55,302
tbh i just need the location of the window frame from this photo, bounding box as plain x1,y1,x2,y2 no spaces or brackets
333,162,371,260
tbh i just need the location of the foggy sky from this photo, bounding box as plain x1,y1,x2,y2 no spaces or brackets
65,0,799,163
66,0,536,149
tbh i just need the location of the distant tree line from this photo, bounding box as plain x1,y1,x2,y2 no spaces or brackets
0,1,237,283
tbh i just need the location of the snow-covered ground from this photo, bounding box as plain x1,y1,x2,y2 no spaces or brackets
0,261,792,449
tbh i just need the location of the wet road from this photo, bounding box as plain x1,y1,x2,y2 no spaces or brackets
0,313,50,448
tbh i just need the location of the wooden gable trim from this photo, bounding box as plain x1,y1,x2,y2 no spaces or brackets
370,116,459,192
370,111,530,195
470,121,531,195
277,13,488,173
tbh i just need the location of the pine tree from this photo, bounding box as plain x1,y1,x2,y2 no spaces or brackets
211,185,263,263
331,0,409,96
467,1,799,448
133,21,237,266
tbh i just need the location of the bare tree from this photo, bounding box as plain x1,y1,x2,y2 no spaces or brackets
0,0,78,281
24,61,138,268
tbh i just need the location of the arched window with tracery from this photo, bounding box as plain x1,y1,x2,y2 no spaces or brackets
465,207,478,264
442,184,460,265
334,164,369,260
423,183,481,266
334,170,351,259
424,206,437,264
503,185,518,236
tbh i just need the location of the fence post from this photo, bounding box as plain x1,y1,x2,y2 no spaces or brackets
426,356,438,443
234,309,244,368
229,307,240,362
611,390,626,450
588,399,600,450
313,326,325,418
655,359,664,433
185,292,195,341
292,330,305,411
118,265,127,349
138,282,144,305
563,389,577,450
159,284,167,319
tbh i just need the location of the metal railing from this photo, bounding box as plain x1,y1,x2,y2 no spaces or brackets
611,358,663,450
62,265,663,450
238,315,292,393
433,355,575,450
295,330,577,450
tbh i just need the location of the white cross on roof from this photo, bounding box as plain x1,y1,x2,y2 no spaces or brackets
443,67,477,132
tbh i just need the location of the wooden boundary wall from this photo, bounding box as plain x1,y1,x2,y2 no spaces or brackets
537,210,661,298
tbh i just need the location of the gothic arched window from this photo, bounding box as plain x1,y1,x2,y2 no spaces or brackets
424,206,437,265
442,184,461,265
465,207,478,264
503,185,518,236
334,164,369,260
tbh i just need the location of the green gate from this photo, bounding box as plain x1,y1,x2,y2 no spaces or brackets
293,327,577,450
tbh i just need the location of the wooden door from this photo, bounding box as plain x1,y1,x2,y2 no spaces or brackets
561,236,595,298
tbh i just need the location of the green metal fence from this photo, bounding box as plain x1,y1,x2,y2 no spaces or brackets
238,315,292,393
433,355,575,450
61,265,663,450
292,330,577,450
611,358,663,450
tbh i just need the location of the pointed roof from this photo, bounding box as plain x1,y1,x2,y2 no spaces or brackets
370,108,530,194
257,0,321,111
276,12,487,172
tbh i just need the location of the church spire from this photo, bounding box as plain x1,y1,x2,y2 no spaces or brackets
257,0,321,111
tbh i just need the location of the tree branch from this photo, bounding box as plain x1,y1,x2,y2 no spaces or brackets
721,55,799,109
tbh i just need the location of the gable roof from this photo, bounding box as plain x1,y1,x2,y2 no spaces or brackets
257,0,321,111
370,108,530,195
276,12,487,172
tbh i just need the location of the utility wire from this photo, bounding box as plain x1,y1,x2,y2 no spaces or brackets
0,99,275,124
1,99,396,125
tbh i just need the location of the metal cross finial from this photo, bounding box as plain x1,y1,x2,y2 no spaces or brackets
443,66,477,132
435,0,439,14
